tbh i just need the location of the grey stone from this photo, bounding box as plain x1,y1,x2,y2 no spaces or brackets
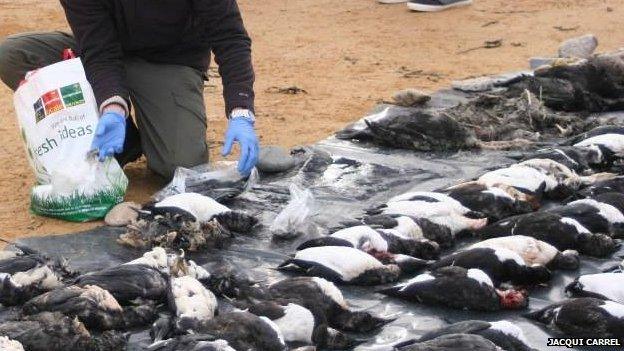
529,57,557,70
257,146,297,173
558,34,598,59
104,201,140,227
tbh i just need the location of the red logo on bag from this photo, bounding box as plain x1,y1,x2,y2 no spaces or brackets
42,89,64,115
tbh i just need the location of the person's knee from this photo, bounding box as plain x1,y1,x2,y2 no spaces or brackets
0,36,24,89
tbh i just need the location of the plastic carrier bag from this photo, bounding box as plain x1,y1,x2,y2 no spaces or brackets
13,58,128,222
270,183,316,239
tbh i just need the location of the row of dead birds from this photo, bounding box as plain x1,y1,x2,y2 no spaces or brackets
273,126,624,349
337,50,624,153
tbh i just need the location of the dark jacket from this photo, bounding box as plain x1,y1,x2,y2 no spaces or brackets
60,0,254,115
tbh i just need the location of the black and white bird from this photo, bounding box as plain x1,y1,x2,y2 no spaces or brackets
268,276,390,333
525,297,624,339
477,164,557,202
167,275,218,333
386,191,480,216
154,192,258,234
379,266,528,312
0,265,65,306
196,311,287,351
277,246,406,285
296,225,440,260
75,247,209,304
519,146,605,173
548,197,624,238
338,214,437,241
445,180,540,211
247,300,358,349
366,200,488,237
0,243,76,306
470,235,580,271
573,130,624,164
394,333,503,351
119,192,258,250
75,247,176,303
75,262,168,304
0,312,127,351
517,158,617,200
364,191,483,245
335,106,478,152
442,182,533,222
22,284,124,331
516,159,581,199
122,247,210,282
355,214,455,249
478,211,619,257
353,214,427,238
565,273,624,304
246,301,316,347
397,320,537,351
429,247,551,286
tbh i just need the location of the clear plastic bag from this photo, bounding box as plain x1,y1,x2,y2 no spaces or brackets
270,183,317,239
152,161,258,202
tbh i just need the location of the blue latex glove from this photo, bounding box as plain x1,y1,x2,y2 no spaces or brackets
222,116,259,175
91,111,126,162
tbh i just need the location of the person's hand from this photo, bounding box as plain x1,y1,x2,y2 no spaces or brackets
91,111,126,162
222,113,259,176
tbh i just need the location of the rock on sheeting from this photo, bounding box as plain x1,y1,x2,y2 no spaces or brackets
558,34,598,59
257,146,297,173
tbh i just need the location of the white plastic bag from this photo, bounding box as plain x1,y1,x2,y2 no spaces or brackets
13,58,128,222
271,183,316,239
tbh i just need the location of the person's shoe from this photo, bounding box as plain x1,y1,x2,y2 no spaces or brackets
378,0,408,3
407,0,473,11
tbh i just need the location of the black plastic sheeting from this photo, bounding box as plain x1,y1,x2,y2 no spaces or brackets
8,90,624,351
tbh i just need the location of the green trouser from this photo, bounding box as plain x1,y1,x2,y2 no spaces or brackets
0,31,208,179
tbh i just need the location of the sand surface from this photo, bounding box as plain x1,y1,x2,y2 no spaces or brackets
0,0,622,239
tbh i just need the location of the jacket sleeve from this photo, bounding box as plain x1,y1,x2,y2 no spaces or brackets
60,0,129,113
201,0,255,116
